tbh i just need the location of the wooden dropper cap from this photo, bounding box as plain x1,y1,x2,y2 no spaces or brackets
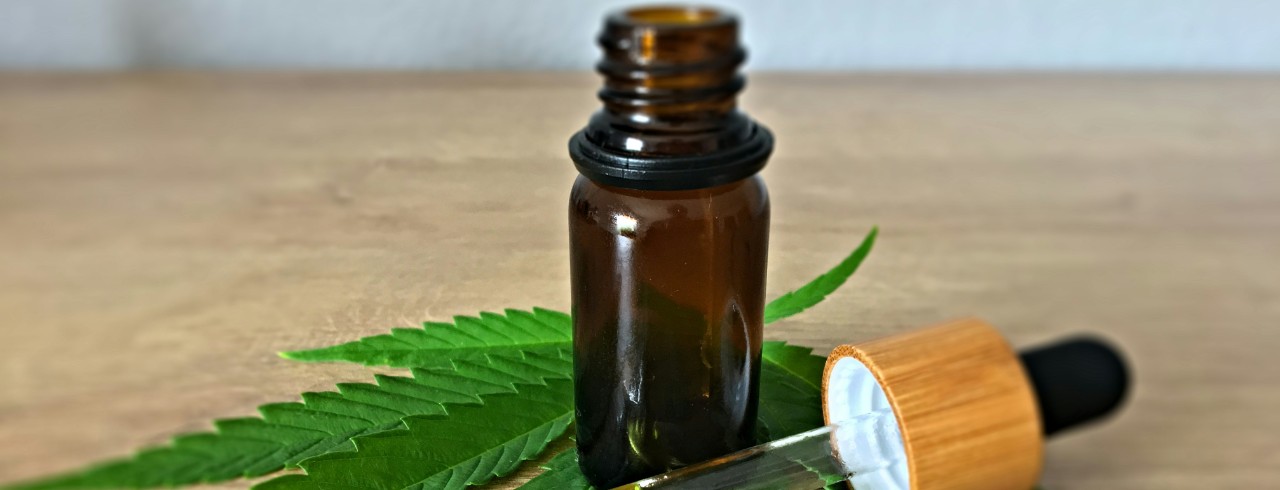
821,318,1128,490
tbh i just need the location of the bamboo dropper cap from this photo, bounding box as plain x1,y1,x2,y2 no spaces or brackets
821,318,1128,490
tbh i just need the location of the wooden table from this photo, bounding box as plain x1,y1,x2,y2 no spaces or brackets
1,73,1277,489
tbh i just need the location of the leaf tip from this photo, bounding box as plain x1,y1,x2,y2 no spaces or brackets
278,348,324,361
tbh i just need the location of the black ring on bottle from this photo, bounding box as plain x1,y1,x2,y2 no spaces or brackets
568,123,773,191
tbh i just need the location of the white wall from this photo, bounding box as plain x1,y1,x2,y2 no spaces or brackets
2,0,1277,70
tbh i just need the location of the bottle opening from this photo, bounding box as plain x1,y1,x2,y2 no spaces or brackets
623,6,723,25
572,5,773,191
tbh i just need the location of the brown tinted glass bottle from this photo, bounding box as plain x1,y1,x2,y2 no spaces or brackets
568,6,773,488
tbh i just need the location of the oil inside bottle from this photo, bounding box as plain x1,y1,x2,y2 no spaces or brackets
568,5,773,487
571,176,768,486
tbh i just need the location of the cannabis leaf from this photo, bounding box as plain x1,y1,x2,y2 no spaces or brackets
257,379,575,490
282,309,571,369
256,339,829,490
9,228,878,490
9,350,572,490
761,341,827,391
764,227,877,323
516,448,589,490
757,342,827,439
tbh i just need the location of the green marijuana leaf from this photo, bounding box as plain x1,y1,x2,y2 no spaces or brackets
282,308,571,369
761,341,827,392
256,379,575,490
9,229,877,490
764,227,877,323
257,338,829,490
757,342,827,439
509,449,589,490
10,350,572,490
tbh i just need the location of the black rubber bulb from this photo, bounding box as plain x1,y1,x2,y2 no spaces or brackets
1019,336,1131,436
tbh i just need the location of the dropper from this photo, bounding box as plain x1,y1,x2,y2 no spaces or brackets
613,319,1130,490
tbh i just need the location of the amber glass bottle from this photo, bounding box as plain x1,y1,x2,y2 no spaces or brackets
568,6,773,487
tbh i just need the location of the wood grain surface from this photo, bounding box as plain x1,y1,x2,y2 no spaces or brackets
1,73,1277,489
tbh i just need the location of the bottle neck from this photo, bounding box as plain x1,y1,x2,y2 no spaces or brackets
570,6,773,191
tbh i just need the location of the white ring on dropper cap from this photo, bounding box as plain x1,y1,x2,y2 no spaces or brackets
825,356,911,490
